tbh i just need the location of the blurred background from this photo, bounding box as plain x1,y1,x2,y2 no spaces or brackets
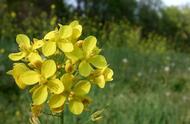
1,0,190,123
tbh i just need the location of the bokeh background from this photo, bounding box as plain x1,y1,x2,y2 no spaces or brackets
1,0,190,124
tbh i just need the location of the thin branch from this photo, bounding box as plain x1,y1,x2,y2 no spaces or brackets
42,111,60,117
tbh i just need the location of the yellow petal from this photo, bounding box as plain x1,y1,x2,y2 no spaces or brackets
8,52,26,61
70,21,82,39
61,73,74,91
47,79,64,94
82,36,97,54
49,94,66,109
14,77,26,89
12,63,30,76
59,25,72,39
104,68,113,81
42,41,56,56
57,42,73,52
27,52,42,67
65,45,83,63
94,75,105,88
44,31,56,40
70,21,82,35
92,47,102,55
73,80,91,96
32,85,48,105
51,105,64,113
69,20,80,27
72,26,82,39
32,39,44,50
19,71,40,85
16,34,31,49
89,55,107,69
69,100,84,115
12,63,30,89
79,61,93,77
41,60,56,78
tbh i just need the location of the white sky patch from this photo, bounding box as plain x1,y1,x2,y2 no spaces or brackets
65,0,77,7
65,0,190,7
163,0,190,6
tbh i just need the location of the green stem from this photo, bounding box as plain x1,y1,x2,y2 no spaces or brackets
76,116,80,124
60,111,64,124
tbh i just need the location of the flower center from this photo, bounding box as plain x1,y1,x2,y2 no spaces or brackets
39,76,47,84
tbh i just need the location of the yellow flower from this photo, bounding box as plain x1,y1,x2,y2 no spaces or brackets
8,34,44,64
7,20,114,117
19,60,64,105
90,67,114,88
64,60,76,73
65,36,107,77
69,20,82,42
42,21,82,56
7,63,30,89
48,73,91,115
104,68,114,81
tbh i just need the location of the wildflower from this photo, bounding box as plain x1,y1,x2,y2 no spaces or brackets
42,21,82,56
66,36,107,77
165,91,171,97
182,96,188,102
164,66,170,72
122,58,128,64
64,60,76,73
137,72,142,77
7,63,30,89
8,34,43,64
69,20,82,41
49,73,91,115
8,20,114,117
19,60,64,105
90,67,113,88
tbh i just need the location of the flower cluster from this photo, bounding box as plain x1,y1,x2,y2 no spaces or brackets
7,21,113,115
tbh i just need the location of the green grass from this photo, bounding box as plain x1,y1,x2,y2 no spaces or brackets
1,47,190,124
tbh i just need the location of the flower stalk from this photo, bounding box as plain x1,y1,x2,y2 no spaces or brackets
7,20,114,123
60,111,64,124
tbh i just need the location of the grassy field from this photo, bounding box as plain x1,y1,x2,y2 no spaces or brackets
1,47,190,124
